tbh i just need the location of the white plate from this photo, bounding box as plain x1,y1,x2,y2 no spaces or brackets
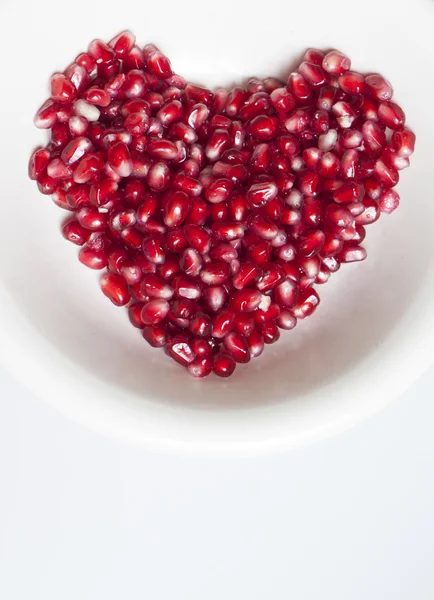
1,0,433,456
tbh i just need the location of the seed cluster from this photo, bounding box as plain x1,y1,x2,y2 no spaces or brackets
29,32,415,377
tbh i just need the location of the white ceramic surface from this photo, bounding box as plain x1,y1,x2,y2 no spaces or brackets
1,0,433,456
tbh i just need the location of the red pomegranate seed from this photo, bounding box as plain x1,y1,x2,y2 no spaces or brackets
273,277,299,307
184,224,211,253
61,136,93,165
337,244,367,263
50,73,76,103
147,161,171,191
322,51,351,75
292,287,320,319
365,74,393,101
299,230,325,257
378,101,406,130
379,188,400,214
61,220,89,245
340,149,360,179
332,101,356,128
187,356,212,378
28,148,50,180
180,248,203,277
140,299,170,325
362,120,386,154
128,302,146,328
247,181,278,208
231,262,260,290
391,128,415,158
277,310,297,330
73,99,100,122
143,325,168,348
374,159,399,187
107,141,133,177
165,336,195,367
212,221,245,242
78,247,108,270
73,153,104,183
354,198,381,225
338,71,364,95
203,277,228,305
213,353,236,377
200,262,231,285
287,73,312,105
223,332,250,363
163,190,190,228
284,109,310,134
382,146,410,171
109,30,135,57
299,61,327,87
99,273,130,306
333,180,364,204
141,274,174,300
229,289,263,313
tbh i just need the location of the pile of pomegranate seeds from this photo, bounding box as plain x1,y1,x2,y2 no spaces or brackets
29,32,416,378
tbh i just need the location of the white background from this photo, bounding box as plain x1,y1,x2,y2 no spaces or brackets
1,366,434,600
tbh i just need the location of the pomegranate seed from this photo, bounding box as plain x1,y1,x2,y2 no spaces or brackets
322,51,351,75
79,247,108,269
333,180,364,204
203,286,227,312
73,99,100,122
354,198,381,225
232,262,261,290
128,302,146,328
223,332,250,363
109,30,136,57
332,101,356,128
260,321,280,344
229,289,262,312
273,277,299,307
50,73,76,103
365,74,393,101
213,353,236,377
299,230,325,257
88,39,115,64
100,273,130,306
73,153,104,184
379,188,400,214
338,71,364,95
299,61,327,86
187,356,212,378
391,128,416,158
338,244,367,263
200,262,231,285
61,220,88,245
143,325,168,348
163,190,190,228
317,129,337,153
29,148,50,180
292,287,320,319
212,221,245,242
340,149,360,179
277,310,297,330
374,159,399,187
362,120,386,154
147,161,171,191
142,234,166,264
141,299,170,325
287,73,312,105
284,109,310,134
378,101,406,130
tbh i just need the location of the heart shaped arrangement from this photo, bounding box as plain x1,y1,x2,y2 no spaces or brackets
29,31,416,378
